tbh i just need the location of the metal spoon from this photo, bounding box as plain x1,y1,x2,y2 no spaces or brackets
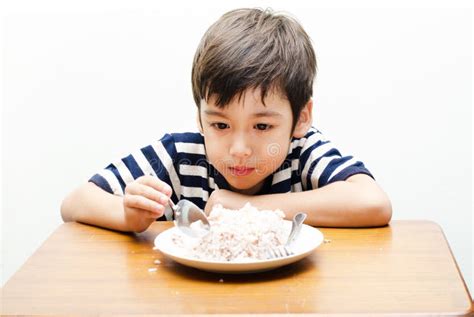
168,199,211,238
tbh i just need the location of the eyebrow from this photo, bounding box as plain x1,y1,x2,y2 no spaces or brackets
252,110,283,118
203,110,283,118
203,110,228,118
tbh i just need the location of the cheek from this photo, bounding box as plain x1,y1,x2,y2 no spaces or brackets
262,133,289,158
257,141,289,170
203,136,226,162
263,142,284,159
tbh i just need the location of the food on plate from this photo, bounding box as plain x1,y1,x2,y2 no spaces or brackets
171,203,289,262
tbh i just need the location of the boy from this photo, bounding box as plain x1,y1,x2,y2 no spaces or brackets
61,8,392,233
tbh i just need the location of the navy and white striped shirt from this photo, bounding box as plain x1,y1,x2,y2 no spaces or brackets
89,127,372,221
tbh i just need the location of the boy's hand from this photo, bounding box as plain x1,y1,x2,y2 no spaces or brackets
205,189,250,215
123,175,172,232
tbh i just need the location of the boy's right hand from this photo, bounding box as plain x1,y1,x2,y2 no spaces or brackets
123,175,172,232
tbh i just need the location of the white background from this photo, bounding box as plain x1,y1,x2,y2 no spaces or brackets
1,0,473,295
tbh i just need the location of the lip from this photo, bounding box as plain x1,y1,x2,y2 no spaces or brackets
229,166,255,176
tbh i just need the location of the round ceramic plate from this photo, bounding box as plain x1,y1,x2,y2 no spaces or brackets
154,221,324,274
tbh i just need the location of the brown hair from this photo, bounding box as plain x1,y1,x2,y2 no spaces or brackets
192,8,317,130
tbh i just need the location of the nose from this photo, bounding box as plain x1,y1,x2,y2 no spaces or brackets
229,133,252,158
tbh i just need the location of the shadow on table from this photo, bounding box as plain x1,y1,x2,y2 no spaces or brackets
163,255,318,283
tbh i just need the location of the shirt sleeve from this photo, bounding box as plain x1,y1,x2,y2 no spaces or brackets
88,134,181,202
298,129,373,190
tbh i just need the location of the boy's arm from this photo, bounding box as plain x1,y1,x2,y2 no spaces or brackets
61,176,171,232
61,182,132,231
205,174,392,227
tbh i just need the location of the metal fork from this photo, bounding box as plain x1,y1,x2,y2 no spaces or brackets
266,212,307,259
267,245,294,258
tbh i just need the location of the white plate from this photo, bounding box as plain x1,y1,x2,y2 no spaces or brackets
154,221,324,273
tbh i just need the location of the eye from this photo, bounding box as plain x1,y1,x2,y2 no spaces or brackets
255,123,272,131
211,123,229,130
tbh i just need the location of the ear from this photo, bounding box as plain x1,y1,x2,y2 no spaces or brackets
292,99,313,138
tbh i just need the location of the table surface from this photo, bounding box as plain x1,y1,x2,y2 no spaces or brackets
1,220,472,316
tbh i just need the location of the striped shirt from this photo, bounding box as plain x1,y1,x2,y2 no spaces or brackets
89,127,372,221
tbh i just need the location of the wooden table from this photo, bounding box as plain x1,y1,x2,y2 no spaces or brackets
1,221,472,316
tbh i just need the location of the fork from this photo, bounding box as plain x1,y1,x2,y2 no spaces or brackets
266,212,307,259
267,245,294,258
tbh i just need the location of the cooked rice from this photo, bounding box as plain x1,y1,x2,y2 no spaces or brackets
172,203,289,262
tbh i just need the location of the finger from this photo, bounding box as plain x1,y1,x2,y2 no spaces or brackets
124,194,165,217
136,175,173,197
125,182,169,205
133,204,164,219
204,202,213,216
143,208,163,219
139,207,163,220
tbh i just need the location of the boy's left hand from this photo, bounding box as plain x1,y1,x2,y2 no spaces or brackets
204,189,250,215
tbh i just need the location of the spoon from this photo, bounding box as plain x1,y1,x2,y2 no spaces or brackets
168,199,211,238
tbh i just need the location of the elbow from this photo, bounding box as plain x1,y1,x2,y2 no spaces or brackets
60,190,77,223
368,193,392,227
60,195,71,222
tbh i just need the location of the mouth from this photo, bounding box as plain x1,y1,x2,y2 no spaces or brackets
228,166,255,176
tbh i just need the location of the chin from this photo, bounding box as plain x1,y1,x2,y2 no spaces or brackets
227,177,253,188
227,179,264,194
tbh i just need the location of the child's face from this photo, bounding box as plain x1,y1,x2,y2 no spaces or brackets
199,87,312,195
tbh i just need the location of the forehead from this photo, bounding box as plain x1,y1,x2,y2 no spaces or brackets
201,87,291,115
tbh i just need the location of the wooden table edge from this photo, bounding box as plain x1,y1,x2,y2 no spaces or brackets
430,220,474,307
